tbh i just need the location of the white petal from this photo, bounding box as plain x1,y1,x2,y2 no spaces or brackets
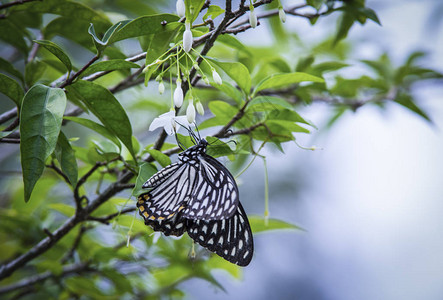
196,101,204,115
174,85,184,108
158,81,165,94
279,7,286,23
149,111,175,135
183,28,193,53
212,69,222,85
187,101,196,123
249,11,257,28
176,0,185,17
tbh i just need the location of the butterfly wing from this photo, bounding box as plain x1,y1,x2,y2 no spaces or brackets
137,196,187,237
138,163,198,220
186,202,253,266
142,162,181,188
182,154,239,220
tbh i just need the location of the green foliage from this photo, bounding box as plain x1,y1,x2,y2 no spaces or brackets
0,0,440,298
19,85,67,202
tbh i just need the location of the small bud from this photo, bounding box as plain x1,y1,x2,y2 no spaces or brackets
183,22,193,53
249,10,257,28
142,65,150,73
158,80,165,94
202,76,210,85
212,69,222,85
176,0,185,17
174,80,183,108
279,7,286,23
196,100,204,115
186,98,196,123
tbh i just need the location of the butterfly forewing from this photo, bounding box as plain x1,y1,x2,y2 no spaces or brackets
142,162,181,188
182,154,239,220
140,163,198,220
187,203,253,266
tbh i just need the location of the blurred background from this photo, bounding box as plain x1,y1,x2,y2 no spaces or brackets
186,0,443,299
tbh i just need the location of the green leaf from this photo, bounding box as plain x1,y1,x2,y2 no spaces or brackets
67,80,136,162
210,81,244,104
0,57,24,83
20,85,67,202
93,140,120,160
109,14,180,44
395,92,431,122
267,108,311,125
11,0,111,24
266,120,309,134
0,73,24,106
254,72,324,96
205,136,235,158
24,59,47,87
48,203,75,217
34,40,72,72
357,7,381,25
203,5,225,20
199,101,238,130
246,96,292,112
206,58,252,95
81,59,140,77
187,0,206,23
145,149,171,168
334,11,355,45
55,131,78,187
0,19,28,54
132,163,157,197
216,35,251,56
44,17,109,52
249,216,304,233
0,131,13,138
64,116,121,149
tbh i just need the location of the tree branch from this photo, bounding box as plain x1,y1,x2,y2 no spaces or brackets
0,0,41,10
0,262,92,296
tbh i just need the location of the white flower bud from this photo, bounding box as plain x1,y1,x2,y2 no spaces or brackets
196,100,204,115
202,76,210,85
158,80,165,94
174,80,183,108
279,7,286,23
212,69,222,85
176,0,185,17
186,98,196,123
249,10,257,28
183,22,193,53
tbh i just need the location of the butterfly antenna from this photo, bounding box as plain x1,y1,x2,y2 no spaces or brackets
174,128,186,150
194,123,202,141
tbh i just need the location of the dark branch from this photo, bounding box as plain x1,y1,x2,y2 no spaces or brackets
0,0,41,10
87,207,136,225
0,262,92,296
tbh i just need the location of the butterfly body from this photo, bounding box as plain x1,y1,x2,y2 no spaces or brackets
137,137,253,266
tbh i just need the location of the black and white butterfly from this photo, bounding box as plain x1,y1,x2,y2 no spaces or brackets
137,132,253,266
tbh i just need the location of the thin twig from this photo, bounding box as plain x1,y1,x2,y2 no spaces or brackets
60,54,100,88
0,262,92,295
0,108,18,125
61,226,91,263
46,162,71,185
87,207,136,225
0,0,41,10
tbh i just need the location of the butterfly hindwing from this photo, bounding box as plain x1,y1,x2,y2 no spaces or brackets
182,154,239,220
187,202,253,266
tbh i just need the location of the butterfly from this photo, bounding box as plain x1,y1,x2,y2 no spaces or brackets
137,131,253,266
